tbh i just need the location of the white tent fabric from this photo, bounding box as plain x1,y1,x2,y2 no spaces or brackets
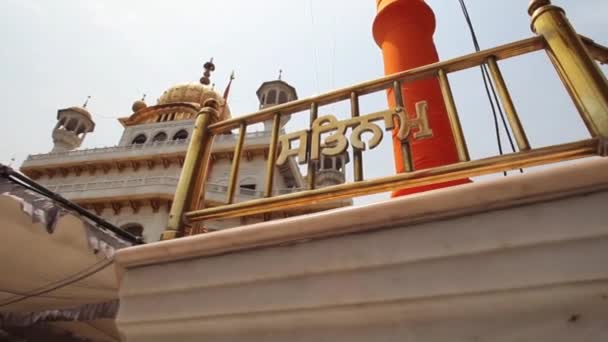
0,177,133,340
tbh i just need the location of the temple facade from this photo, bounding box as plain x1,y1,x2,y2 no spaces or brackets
20,63,351,243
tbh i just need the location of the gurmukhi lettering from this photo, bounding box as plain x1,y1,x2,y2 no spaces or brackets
275,101,433,166
276,130,309,165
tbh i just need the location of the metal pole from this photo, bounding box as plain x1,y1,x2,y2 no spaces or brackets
350,92,364,181
308,103,319,189
161,101,219,241
529,0,608,138
438,69,470,162
264,113,281,198
226,122,247,204
487,56,531,151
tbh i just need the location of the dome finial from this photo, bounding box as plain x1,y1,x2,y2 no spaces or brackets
82,95,91,108
278,69,283,80
223,71,235,100
132,93,148,112
200,57,216,85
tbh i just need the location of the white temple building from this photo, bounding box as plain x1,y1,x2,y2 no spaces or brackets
20,62,351,243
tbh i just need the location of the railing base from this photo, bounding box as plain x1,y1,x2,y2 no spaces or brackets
160,229,181,241
599,137,608,157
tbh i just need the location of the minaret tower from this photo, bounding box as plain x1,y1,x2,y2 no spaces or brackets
315,150,350,188
51,97,96,152
256,71,298,131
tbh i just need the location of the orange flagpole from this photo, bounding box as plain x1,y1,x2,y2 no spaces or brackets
373,0,470,197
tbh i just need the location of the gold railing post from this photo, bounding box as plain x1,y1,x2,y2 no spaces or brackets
307,103,319,189
161,100,220,241
487,56,531,152
350,93,364,181
529,0,608,140
438,69,470,162
264,113,281,197
226,122,247,204
393,81,414,172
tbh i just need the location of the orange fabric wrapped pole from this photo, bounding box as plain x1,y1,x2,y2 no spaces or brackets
373,0,470,197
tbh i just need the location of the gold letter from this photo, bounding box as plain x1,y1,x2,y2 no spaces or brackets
276,130,308,166
311,115,349,160
395,101,434,141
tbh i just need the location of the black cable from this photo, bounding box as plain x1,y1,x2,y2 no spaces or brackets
0,165,143,244
0,259,113,309
459,1,519,155
458,0,523,174
0,258,110,303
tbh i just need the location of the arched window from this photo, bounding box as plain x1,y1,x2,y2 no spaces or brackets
66,118,78,131
261,93,266,104
173,130,188,140
324,157,332,170
121,223,144,238
267,90,277,104
152,132,167,142
336,158,342,171
76,125,86,138
56,117,67,129
278,91,288,104
132,134,147,144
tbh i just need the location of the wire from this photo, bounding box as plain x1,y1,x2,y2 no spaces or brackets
308,0,321,93
0,259,113,309
330,13,337,90
458,0,523,175
84,321,121,341
0,165,143,244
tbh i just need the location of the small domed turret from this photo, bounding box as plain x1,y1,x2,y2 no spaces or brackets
132,94,147,112
257,72,298,131
315,149,350,188
52,97,95,153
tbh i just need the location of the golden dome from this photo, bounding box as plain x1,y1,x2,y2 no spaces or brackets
157,82,231,120
157,82,215,106
132,100,147,112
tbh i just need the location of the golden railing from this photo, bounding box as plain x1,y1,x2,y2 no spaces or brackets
161,0,608,240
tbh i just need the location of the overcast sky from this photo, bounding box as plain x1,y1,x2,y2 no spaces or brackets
1,0,607,201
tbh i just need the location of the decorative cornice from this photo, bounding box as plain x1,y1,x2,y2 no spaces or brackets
21,144,272,179
21,153,186,179
78,195,174,216
118,103,200,127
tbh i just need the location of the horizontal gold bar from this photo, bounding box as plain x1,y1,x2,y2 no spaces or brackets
208,36,545,134
185,138,598,222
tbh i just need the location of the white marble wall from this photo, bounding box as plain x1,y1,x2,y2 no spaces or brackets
114,158,608,341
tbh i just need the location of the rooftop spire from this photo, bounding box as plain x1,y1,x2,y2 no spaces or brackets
200,58,216,85
223,71,235,101
278,69,283,81
82,95,91,108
